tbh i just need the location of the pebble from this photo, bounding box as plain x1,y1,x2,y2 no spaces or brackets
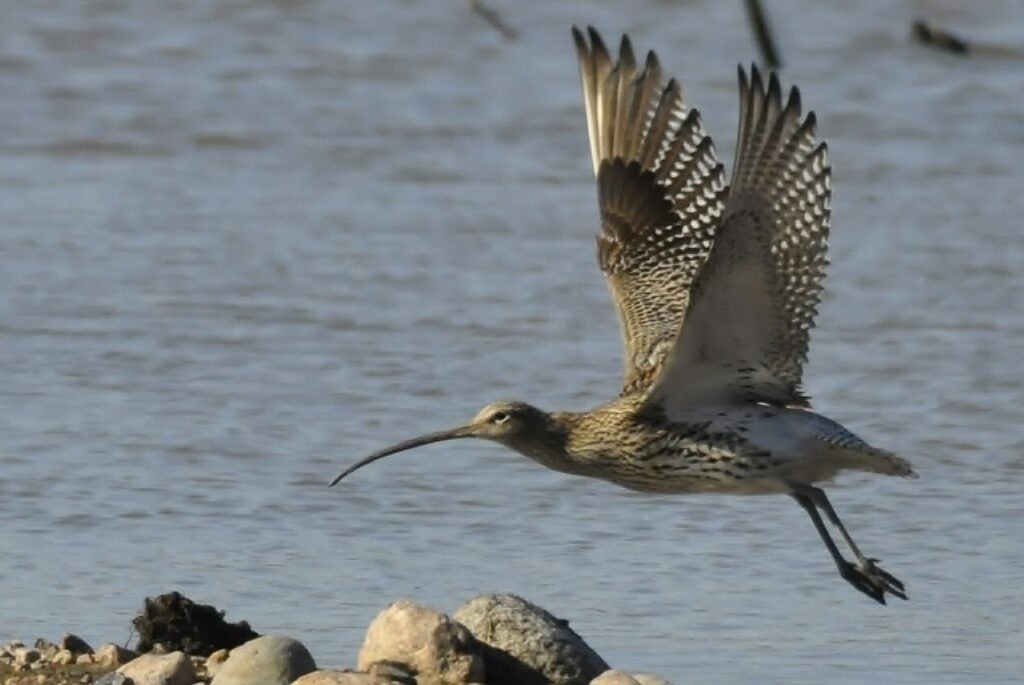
357,600,485,685
591,672,641,685
3,675,47,685
453,594,609,685
13,648,40,667
95,644,139,669
118,652,197,685
203,649,229,679
631,674,674,685
209,635,316,685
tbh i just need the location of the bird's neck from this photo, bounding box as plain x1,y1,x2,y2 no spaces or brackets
508,411,582,475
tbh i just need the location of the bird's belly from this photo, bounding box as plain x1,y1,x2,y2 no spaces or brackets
605,469,791,495
586,449,793,495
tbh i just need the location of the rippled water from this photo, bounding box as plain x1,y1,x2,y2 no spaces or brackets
2,1,1023,682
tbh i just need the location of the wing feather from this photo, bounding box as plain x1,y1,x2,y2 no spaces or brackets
573,26,728,395
645,66,831,413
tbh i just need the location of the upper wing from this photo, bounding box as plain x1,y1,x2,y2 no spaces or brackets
573,27,727,396
645,66,831,413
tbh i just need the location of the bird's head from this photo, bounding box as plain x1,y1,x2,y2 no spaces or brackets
329,400,552,486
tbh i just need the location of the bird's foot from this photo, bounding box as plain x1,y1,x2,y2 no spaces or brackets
839,558,907,604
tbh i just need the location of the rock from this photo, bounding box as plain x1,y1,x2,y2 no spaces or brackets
210,635,316,685
590,672,641,685
52,648,76,666
61,633,94,655
631,675,674,685
76,653,97,665
367,661,417,685
453,594,608,685
118,652,197,685
133,592,260,656
95,644,139,668
290,671,376,684
357,601,485,685
13,647,40,666
204,649,230,678
94,674,135,685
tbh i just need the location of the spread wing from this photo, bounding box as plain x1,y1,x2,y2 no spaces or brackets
645,66,831,414
573,27,727,396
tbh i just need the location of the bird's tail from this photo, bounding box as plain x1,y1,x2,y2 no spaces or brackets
844,445,917,478
810,412,916,478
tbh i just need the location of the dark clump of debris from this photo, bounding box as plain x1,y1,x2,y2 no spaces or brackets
132,592,260,656
912,19,969,55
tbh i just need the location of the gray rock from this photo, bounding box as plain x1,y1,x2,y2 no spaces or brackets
453,594,608,685
211,635,316,685
357,601,485,685
590,672,641,685
118,651,197,685
94,673,135,685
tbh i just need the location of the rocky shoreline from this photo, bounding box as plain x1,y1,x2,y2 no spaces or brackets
2,593,673,685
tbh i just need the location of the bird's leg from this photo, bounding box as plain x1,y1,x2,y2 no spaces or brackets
789,489,905,604
799,484,907,601
790,492,853,581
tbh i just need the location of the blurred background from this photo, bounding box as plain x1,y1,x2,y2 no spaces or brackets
1,1,1023,682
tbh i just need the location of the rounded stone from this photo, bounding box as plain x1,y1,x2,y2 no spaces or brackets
357,600,485,684
632,674,674,685
95,643,139,668
13,647,40,666
453,594,608,685
118,651,197,685
205,648,230,678
290,670,376,684
210,635,316,685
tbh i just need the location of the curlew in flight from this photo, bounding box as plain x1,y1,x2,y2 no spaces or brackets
331,27,915,604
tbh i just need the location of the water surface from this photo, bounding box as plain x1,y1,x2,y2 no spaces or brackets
1,1,1023,683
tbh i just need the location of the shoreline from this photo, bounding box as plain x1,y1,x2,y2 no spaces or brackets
2,592,674,685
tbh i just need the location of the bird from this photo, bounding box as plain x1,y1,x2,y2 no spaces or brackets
331,26,915,605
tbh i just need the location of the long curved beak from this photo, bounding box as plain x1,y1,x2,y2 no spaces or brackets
329,425,476,486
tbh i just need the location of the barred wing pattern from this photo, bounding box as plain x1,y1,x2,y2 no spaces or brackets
647,67,831,413
573,27,727,396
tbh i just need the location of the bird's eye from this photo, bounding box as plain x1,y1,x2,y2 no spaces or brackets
491,411,510,424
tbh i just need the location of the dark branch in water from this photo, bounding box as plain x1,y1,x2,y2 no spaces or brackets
912,20,969,55
743,0,782,69
468,0,517,41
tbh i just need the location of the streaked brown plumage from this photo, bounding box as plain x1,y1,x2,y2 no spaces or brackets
331,27,914,605
577,29,727,395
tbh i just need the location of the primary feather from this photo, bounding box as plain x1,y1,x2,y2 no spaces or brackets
573,27,728,396
645,66,831,414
